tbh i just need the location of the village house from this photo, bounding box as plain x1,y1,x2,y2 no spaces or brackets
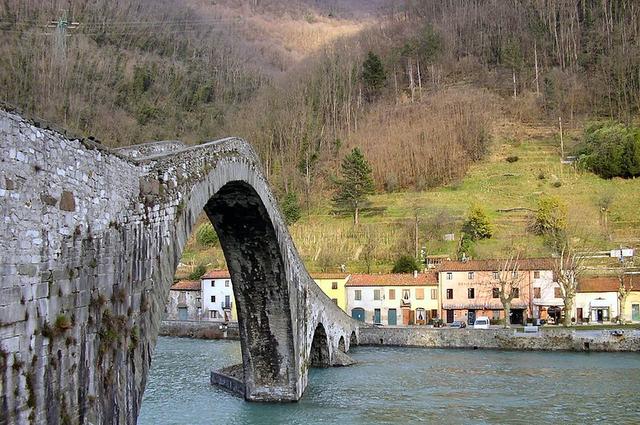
438,258,555,325
166,280,201,321
346,272,439,326
574,276,636,323
201,270,237,322
311,273,350,313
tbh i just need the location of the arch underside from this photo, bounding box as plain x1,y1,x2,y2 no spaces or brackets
204,181,297,401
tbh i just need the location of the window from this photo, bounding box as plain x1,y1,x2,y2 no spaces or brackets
374,289,381,301
534,287,541,298
431,309,438,319
492,271,499,280
389,289,396,300
467,288,475,299
468,272,474,280
210,295,216,303
225,280,230,287
492,288,499,298
354,290,362,301
511,288,519,298
332,298,338,305
210,310,219,319
446,289,453,300
431,288,437,300
492,310,501,320
446,272,453,280
331,282,338,290
402,289,410,300
554,287,562,298
534,271,540,279
211,281,215,287
416,288,425,300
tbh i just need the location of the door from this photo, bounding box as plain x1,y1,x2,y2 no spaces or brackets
511,309,524,325
224,295,231,309
388,308,397,326
467,310,476,326
351,308,365,322
446,310,454,323
576,308,583,323
632,304,640,321
596,309,604,322
178,307,188,321
402,308,411,325
374,308,381,324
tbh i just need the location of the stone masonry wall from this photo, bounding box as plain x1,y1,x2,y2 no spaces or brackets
359,327,640,352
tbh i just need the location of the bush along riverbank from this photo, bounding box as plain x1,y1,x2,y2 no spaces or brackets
358,327,640,352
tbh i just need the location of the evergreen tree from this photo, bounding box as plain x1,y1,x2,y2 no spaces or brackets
361,51,386,98
332,147,375,225
281,191,302,225
392,255,420,273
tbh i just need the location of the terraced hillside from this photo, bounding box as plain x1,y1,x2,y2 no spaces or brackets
178,122,640,276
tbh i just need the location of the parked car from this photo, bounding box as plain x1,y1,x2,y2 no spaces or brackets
473,316,490,329
449,321,466,329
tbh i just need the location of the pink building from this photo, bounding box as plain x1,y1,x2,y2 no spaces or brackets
438,258,555,325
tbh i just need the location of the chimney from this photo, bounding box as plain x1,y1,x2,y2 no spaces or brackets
413,270,418,278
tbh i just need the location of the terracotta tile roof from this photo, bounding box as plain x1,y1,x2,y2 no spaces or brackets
170,280,201,291
201,270,231,279
578,275,638,293
438,258,554,272
346,273,438,287
311,273,350,280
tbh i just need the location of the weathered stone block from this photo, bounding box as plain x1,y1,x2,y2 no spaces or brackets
59,190,75,212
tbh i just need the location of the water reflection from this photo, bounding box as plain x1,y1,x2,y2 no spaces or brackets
139,337,640,425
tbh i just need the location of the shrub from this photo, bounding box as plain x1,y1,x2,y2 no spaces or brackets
506,156,519,163
195,223,218,247
552,181,562,188
188,264,207,280
579,121,640,178
392,255,420,273
538,171,546,180
461,205,493,241
531,195,567,237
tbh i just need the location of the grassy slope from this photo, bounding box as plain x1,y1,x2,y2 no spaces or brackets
179,122,640,276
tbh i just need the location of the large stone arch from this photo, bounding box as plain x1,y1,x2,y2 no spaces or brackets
309,323,330,367
0,109,360,424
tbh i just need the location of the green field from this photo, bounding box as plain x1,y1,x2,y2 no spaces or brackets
180,125,640,276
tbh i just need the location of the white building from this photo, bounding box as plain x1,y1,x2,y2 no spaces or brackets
531,269,563,322
201,270,237,322
166,280,201,321
575,276,619,323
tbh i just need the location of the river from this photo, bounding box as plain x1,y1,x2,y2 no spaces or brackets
138,337,640,424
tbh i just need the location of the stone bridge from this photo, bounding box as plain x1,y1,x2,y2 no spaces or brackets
0,108,360,424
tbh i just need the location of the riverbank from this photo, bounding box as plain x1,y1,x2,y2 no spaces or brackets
159,320,240,339
359,326,640,352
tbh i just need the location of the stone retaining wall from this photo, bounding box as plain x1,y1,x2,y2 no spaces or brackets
359,327,640,352
159,320,239,339
210,364,245,398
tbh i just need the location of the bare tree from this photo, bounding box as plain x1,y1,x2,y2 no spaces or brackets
617,267,636,324
496,257,525,328
552,246,586,327
361,225,377,274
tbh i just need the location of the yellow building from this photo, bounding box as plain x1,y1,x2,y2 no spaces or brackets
624,291,640,323
312,273,350,313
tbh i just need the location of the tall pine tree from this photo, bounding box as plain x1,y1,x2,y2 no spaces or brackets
332,147,375,225
361,51,386,99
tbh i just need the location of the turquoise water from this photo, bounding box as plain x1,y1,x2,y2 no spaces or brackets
138,337,640,424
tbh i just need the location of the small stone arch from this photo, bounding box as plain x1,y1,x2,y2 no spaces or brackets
350,331,357,348
310,323,331,367
338,336,346,353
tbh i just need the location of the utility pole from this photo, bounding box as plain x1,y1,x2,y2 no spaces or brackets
47,10,80,65
559,116,564,179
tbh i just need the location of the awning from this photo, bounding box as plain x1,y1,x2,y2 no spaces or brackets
590,299,611,308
